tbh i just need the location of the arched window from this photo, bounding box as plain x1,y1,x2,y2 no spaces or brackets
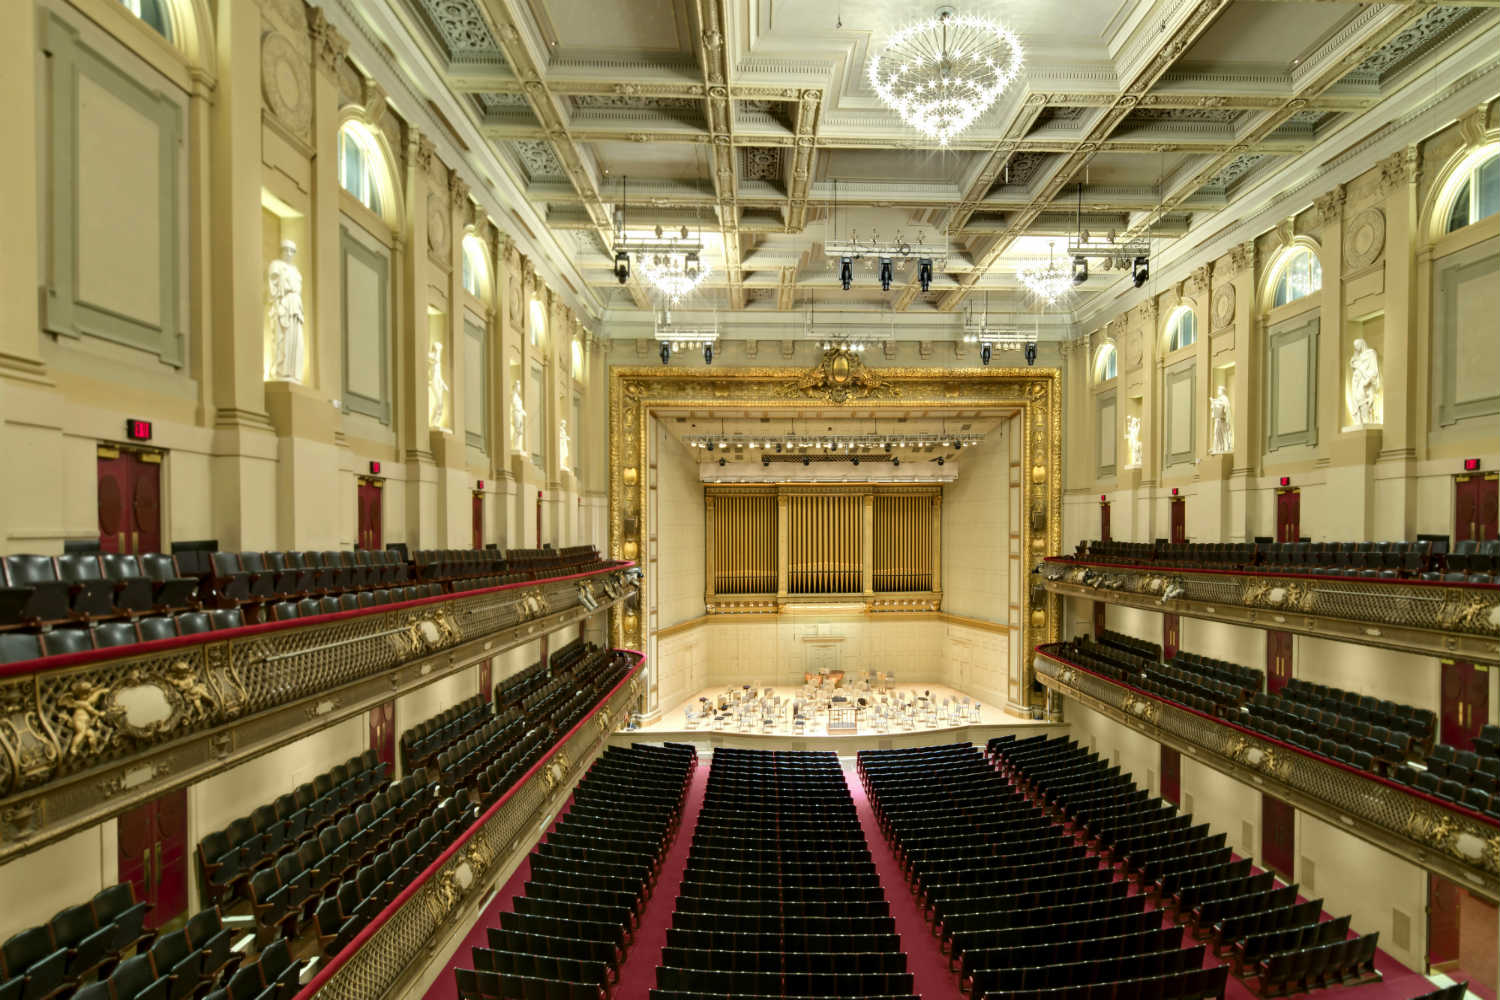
461,235,489,299
1094,343,1117,382
1445,149,1499,232
1271,247,1322,308
338,123,385,216
120,0,172,38
571,337,584,380
529,298,546,348
1165,307,1197,351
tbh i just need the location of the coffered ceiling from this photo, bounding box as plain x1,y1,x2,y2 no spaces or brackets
375,0,1496,327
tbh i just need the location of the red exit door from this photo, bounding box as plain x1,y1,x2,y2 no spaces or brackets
1441,661,1490,751
1100,501,1111,542
357,478,383,551
98,445,163,555
1276,489,1301,543
473,491,484,549
370,700,395,774
1169,497,1186,544
1267,631,1293,696
1160,745,1181,805
1262,794,1295,881
117,789,187,929
1455,473,1499,542
1163,614,1180,661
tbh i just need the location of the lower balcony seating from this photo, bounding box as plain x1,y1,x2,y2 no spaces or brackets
1393,726,1500,821
649,748,917,1000
1069,537,1500,582
399,695,489,774
0,546,612,662
0,884,243,1000
453,743,695,1000
1242,677,1436,776
990,734,1380,998
856,743,1222,1000
1060,637,1261,718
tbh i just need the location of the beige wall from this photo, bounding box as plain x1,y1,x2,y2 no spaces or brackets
0,824,116,943
1179,617,1267,673
1295,635,1441,715
1065,698,1161,798
942,423,1012,622
1180,754,1261,860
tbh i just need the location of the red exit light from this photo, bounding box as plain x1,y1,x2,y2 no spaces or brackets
125,419,152,441
1279,476,1291,487
369,461,381,475
1464,458,1481,472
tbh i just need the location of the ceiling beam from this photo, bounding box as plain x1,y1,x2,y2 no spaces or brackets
691,0,745,309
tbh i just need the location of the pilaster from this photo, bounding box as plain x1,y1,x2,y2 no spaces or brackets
401,131,437,546
1375,147,1421,540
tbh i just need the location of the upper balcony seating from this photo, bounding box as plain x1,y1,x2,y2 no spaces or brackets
454,743,695,1000
0,546,610,664
988,734,1377,998
1070,538,1499,583
0,883,239,1000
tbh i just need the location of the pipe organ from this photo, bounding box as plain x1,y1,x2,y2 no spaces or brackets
705,485,941,606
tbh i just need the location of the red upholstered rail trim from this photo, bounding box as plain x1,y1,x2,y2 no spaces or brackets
1043,555,1500,591
1033,644,1500,830
0,561,635,679
292,650,646,1000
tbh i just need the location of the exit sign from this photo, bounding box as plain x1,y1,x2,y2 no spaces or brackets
1464,458,1481,472
1279,476,1291,487
369,461,381,475
125,419,152,442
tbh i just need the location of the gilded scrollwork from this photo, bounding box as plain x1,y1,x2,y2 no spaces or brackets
0,680,60,796
779,348,900,404
1435,590,1500,634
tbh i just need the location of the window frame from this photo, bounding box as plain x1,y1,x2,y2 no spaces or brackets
338,123,385,217
1444,150,1500,233
1270,247,1322,309
1164,307,1197,353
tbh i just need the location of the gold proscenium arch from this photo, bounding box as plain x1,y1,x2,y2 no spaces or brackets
607,349,1064,712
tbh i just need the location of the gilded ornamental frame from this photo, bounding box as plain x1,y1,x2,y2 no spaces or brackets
608,350,1063,710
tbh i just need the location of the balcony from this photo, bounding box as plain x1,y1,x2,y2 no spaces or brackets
0,562,639,860
1033,645,1500,901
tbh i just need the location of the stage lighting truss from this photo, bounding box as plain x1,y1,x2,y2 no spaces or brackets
654,316,719,356
800,312,895,353
685,432,983,454
613,225,711,305
1065,236,1152,273
823,230,948,289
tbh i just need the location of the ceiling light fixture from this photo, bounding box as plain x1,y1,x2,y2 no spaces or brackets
868,7,1024,147
1018,241,1073,305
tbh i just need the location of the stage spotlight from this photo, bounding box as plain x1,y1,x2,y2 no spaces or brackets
839,257,853,291
918,258,933,292
1132,256,1149,288
684,251,700,278
802,457,810,466
878,257,893,291
1072,255,1089,285
718,457,726,467
703,344,713,365
851,457,860,466
936,456,945,467
659,341,670,365
613,251,631,284
892,456,900,467
1025,341,1038,366
706,440,715,451
884,442,892,453
775,443,783,453
952,440,962,450
981,343,992,366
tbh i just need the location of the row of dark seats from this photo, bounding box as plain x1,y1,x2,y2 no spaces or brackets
493,637,589,710
1072,538,1500,582
399,695,489,774
1098,631,1264,713
1243,698,1423,773
0,544,606,638
992,734,1380,997
1273,679,1435,749
454,743,696,1000
0,608,247,664
1062,638,1250,719
855,742,1227,1000
1170,650,1264,697
1,883,252,1000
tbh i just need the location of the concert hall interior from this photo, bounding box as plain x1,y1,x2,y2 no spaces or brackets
0,0,1498,998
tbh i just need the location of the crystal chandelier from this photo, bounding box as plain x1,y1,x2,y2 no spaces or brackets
868,8,1024,147
637,228,711,306
1018,242,1073,305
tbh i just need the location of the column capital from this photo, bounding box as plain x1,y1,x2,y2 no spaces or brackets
307,7,349,79
1314,184,1346,228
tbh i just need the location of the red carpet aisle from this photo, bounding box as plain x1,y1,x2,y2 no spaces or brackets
845,765,965,1000
596,756,709,1000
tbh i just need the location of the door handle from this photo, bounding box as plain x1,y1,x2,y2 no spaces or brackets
143,849,152,894
154,842,161,892
131,531,138,554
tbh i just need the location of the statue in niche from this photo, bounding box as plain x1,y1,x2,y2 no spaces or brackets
510,381,527,453
559,419,571,470
427,341,449,429
1210,386,1234,454
266,240,305,382
1124,416,1142,468
1349,338,1382,426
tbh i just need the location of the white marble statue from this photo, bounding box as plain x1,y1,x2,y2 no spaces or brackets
266,240,305,382
559,419,571,470
427,341,449,429
1349,338,1382,426
1210,385,1234,454
510,381,527,453
1125,416,1142,468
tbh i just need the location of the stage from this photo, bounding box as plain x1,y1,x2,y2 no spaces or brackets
618,682,1063,753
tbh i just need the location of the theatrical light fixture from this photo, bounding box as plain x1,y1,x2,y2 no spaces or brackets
892,456,900,467
1025,341,1038,366
611,176,710,304
1132,256,1150,288
704,343,713,365
879,257,894,291
613,251,630,284
981,343,992,366
918,258,933,292
1072,255,1088,285
839,257,854,290
868,8,1024,147
659,341,671,365
936,456,945,467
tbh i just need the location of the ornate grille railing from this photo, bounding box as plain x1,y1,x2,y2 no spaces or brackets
1038,557,1500,665
291,655,645,1000
1034,645,1500,900
0,564,637,857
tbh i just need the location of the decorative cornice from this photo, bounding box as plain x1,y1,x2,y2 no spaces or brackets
307,7,350,78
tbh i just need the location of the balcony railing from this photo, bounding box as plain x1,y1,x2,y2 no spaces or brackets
290,653,645,1000
1033,645,1500,901
0,563,638,859
1038,557,1500,665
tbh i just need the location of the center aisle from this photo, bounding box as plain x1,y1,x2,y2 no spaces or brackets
845,764,964,1000
610,755,711,1000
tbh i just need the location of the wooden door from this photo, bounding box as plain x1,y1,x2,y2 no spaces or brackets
1441,661,1490,751
1428,874,1462,972
535,490,543,548
479,658,492,703
1267,631,1293,696
1169,497,1186,544
116,789,188,929
1261,794,1295,881
98,447,163,555
357,479,383,551
1093,601,1106,638
1276,489,1301,543
1100,501,1111,542
1163,614,1180,661
1455,473,1499,543
1160,745,1181,805
369,700,395,773
472,492,484,549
